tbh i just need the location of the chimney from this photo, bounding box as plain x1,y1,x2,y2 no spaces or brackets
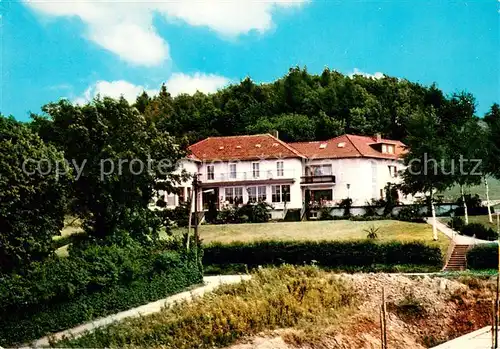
375,133,382,143
271,130,279,139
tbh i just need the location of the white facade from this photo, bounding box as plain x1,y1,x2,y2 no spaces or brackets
156,158,199,209
302,157,407,206
197,158,303,210
157,156,411,211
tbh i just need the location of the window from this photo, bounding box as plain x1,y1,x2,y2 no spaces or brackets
388,165,398,178
310,164,332,176
271,184,291,203
381,144,395,154
207,165,214,180
258,186,266,202
282,185,291,202
178,188,185,203
229,163,237,179
187,187,192,201
311,189,333,202
272,185,281,203
225,187,243,204
247,186,257,203
276,161,284,176
252,162,260,178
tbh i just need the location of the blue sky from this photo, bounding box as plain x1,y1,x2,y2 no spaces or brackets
2,0,498,121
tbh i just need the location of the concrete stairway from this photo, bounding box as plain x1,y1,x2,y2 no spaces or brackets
443,244,469,271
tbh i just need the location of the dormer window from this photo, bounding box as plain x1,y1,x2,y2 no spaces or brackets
381,144,395,154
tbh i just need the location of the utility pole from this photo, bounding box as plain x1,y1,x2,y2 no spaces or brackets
193,175,200,259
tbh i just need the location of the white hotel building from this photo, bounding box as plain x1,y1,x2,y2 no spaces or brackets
160,133,409,216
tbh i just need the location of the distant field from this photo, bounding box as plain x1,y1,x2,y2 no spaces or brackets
172,220,450,253
439,176,500,201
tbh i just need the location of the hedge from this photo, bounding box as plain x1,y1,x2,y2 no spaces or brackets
203,240,442,269
0,242,203,347
467,244,498,269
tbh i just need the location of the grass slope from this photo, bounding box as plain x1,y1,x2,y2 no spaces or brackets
174,220,450,253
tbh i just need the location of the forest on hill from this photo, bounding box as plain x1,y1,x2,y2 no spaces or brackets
125,67,487,144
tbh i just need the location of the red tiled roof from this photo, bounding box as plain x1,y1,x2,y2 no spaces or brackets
288,134,406,160
188,134,305,161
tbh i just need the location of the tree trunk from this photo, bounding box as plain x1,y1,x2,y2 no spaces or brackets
461,184,468,224
430,191,438,241
485,176,493,224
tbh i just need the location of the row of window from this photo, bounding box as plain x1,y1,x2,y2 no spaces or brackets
207,162,398,180
207,161,285,180
224,184,291,204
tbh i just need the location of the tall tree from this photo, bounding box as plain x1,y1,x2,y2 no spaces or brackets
34,98,186,243
447,118,483,224
0,116,69,273
400,107,454,240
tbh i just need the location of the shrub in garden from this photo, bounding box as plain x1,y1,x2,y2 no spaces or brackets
339,198,353,217
447,216,465,231
460,223,497,241
467,244,497,269
397,205,425,223
203,240,442,269
237,202,272,223
318,206,334,220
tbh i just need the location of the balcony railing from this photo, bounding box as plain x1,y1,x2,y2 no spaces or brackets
203,169,295,182
301,175,336,184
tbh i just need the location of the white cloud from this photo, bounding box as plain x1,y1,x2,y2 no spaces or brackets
25,0,308,66
74,80,157,105
165,73,230,96
75,73,230,104
349,68,385,80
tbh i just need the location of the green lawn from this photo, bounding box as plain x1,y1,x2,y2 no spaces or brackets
173,219,450,253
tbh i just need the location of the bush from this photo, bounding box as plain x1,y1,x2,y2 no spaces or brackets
203,240,442,269
318,206,334,220
460,223,497,241
397,205,425,223
467,244,497,269
217,203,271,224
238,202,272,223
338,198,353,217
447,216,465,231
164,202,191,227
0,242,203,346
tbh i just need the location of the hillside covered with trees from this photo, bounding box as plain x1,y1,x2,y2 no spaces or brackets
127,67,489,144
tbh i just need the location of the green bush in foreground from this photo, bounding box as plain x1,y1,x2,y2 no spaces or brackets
0,241,203,347
467,244,498,270
203,240,442,269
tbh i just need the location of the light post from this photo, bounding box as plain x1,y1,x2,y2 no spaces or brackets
346,183,351,199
